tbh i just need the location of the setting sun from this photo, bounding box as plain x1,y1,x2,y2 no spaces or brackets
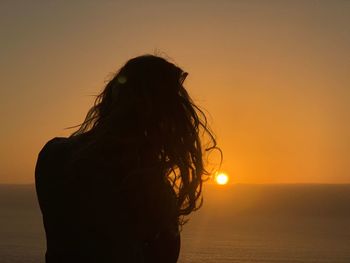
215,173,229,185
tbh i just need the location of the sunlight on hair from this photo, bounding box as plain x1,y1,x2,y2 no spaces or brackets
215,172,229,185
117,75,127,84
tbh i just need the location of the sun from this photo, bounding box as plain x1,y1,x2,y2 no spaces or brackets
215,172,229,185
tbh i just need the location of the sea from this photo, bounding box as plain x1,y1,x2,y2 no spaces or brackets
0,184,349,263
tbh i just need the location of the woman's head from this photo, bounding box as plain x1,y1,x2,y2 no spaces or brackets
69,54,220,224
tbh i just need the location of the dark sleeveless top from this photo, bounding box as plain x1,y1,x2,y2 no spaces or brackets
35,135,180,263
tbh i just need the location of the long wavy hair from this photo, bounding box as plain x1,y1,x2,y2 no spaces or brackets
68,54,220,226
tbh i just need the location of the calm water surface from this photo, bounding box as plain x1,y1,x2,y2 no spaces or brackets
1,184,349,263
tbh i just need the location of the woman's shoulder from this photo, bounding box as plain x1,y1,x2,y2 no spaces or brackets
39,136,77,158
35,137,71,175
40,136,68,152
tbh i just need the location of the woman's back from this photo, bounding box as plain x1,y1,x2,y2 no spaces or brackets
35,134,180,262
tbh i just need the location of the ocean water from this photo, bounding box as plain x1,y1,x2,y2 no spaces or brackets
0,184,349,263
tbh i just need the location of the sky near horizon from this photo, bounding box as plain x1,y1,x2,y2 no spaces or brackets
1,1,349,184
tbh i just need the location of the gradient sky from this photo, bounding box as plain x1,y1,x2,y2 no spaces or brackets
1,1,349,184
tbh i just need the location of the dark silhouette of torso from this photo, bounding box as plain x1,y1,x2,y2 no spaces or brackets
35,133,180,263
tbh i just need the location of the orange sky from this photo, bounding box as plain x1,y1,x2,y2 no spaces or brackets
1,1,349,184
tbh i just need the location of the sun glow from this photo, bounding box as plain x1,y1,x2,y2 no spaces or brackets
215,173,229,185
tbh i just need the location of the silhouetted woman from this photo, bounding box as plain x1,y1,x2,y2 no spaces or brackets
35,55,219,263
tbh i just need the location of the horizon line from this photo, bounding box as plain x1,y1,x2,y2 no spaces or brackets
1,182,350,186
